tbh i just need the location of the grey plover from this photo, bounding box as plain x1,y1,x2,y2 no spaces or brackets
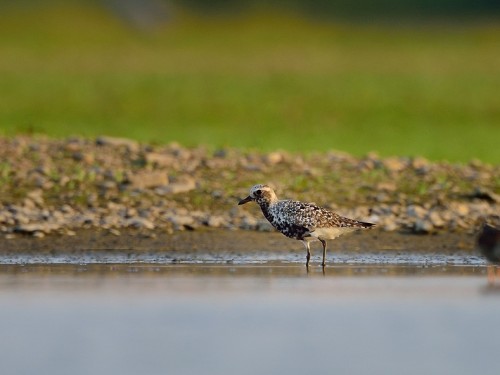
238,184,375,267
477,223,500,284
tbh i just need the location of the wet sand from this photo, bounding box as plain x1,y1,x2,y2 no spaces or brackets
0,228,476,254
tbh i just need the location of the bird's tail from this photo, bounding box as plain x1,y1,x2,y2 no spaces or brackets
359,221,376,229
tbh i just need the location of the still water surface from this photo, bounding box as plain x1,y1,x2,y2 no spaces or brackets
0,254,499,375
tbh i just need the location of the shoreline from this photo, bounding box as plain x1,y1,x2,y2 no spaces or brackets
0,227,478,255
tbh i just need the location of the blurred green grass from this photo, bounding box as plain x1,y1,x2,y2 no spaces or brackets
0,3,499,162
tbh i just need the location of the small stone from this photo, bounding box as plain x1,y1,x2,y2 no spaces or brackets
406,205,427,219
376,182,397,192
471,188,500,203
127,171,169,189
145,152,175,167
211,190,223,199
96,136,139,151
245,164,264,172
239,216,258,230
22,198,36,210
413,219,434,234
412,157,430,170
453,218,469,230
125,208,138,218
358,159,375,171
27,189,44,205
99,181,117,190
265,152,284,165
374,193,389,203
427,211,445,228
86,194,98,207
33,231,45,238
64,141,82,152
60,205,74,214
256,220,274,232
125,217,155,230
15,223,60,234
59,175,71,186
206,215,227,228
366,151,380,161
213,149,227,158
469,159,483,168
100,215,121,228
450,202,469,217
382,220,398,232
155,177,196,195
165,214,196,230
72,152,94,164
383,157,406,173
5,233,15,240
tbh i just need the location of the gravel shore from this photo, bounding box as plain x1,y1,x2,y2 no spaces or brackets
0,136,498,239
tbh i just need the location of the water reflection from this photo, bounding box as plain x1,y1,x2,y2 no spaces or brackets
0,263,489,297
479,283,500,295
0,263,486,278
0,263,498,375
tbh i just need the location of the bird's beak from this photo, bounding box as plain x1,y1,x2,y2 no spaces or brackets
238,196,253,205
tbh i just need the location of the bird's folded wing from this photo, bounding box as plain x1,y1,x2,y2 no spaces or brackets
285,202,327,230
286,201,353,230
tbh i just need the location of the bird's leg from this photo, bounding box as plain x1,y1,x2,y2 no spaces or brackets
319,239,327,267
302,241,311,268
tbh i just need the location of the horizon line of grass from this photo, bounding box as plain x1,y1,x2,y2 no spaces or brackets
0,3,499,164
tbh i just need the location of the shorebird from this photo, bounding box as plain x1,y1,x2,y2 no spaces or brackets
238,184,375,267
477,223,500,284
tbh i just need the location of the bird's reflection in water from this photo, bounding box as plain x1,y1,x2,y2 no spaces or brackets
476,221,500,285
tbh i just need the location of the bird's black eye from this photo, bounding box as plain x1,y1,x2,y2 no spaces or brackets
254,190,262,196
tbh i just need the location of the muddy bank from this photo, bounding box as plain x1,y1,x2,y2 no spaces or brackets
0,228,477,255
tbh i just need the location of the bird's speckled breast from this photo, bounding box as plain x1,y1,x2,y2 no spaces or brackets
259,201,310,240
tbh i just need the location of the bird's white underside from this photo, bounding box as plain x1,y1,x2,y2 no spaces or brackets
305,226,357,241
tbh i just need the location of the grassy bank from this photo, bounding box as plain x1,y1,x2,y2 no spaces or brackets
0,3,499,162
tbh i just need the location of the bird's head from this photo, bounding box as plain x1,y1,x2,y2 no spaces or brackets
238,184,277,206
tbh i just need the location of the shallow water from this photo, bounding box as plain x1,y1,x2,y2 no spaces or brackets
0,250,487,266
1,253,499,375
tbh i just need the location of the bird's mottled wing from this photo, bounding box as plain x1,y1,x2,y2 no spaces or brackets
277,200,366,230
